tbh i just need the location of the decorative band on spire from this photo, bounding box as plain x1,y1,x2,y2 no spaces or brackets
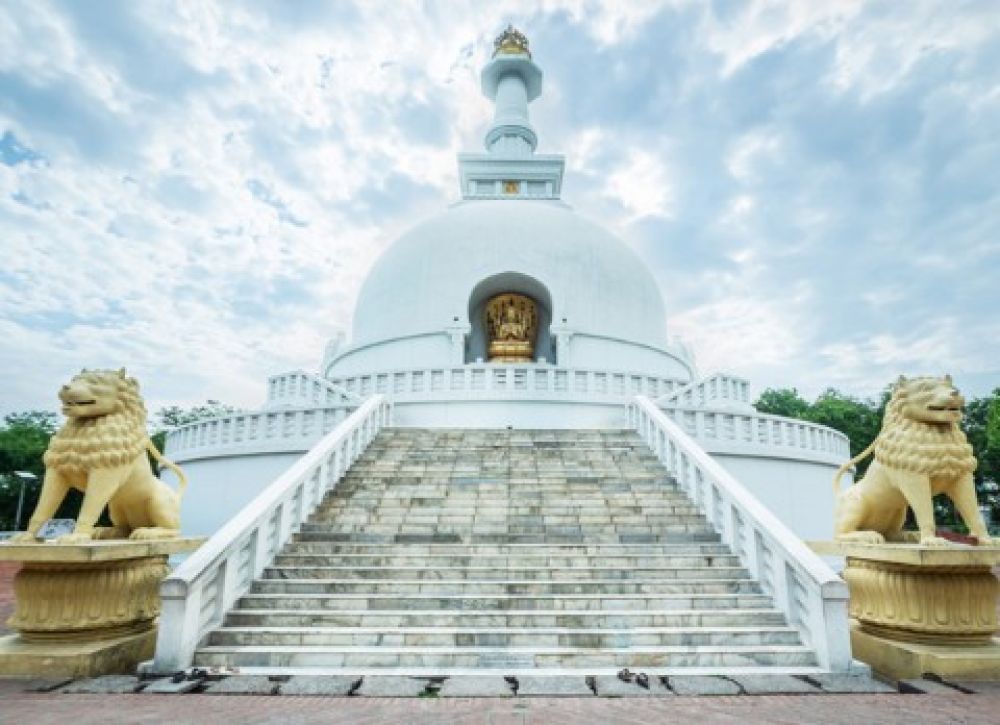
493,24,530,58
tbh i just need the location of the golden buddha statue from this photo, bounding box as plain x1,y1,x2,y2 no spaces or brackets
486,293,537,362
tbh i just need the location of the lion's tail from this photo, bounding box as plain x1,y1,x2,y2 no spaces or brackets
833,439,876,496
147,438,189,501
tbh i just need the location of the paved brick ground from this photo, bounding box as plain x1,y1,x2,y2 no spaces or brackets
2,692,1000,724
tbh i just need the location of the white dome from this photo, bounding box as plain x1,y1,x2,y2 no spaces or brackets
351,200,669,350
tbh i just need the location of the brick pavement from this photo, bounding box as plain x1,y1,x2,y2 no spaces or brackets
2,692,1000,725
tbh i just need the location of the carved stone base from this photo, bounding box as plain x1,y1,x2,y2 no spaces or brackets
0,539,202,676
810,541,1000,680
844,557,997,644
10,557,169,641
851,621,1000,681
0,630,156,677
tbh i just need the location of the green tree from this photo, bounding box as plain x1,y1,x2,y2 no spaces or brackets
0,411,58,530
753,388,810,419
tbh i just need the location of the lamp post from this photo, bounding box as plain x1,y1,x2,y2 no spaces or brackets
13,471,37,531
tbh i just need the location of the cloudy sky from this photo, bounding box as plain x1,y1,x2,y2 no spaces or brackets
1,0,998,416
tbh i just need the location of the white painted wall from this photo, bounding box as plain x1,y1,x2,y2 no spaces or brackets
178,453,303,537
711,454,849,542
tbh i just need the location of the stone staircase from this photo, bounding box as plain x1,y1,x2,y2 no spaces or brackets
193,429,820,673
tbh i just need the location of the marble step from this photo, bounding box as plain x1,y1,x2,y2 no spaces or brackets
297,527,717,541
262,566,748,581
224,608,789,629
250,579,760,596
280,542,735,556
298,524,719,545
207,625,801,648
236,592,775,612
307,516,711,529
193,644,817,669
267,553,741,568
316,502,697,513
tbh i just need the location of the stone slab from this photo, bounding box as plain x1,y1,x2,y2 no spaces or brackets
808,541,1000,567
516,676,593,696
594,675,669,696
851,622,1000,681
898,678,964,695
0,630,155,678
0,538,205,563
946,680,1000,694
59,675,145,694
143,677,202,694
355,675,432,697
0,678,73,694
729,674,819,694
438,676,515,697
664,675,741,696
279,676,360,696
803,673,895,693
203,676,278,695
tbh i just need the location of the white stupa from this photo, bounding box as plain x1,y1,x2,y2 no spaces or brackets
167,27,850,541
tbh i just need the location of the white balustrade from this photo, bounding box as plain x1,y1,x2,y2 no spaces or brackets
267,370,359,407
150,395,392,673
659,406,851,460
331,364,685,402
656,372,751,409
627,395,850,671
165,404,357,458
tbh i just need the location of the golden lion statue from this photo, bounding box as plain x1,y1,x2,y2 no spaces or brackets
833,374,995,547
12,368,187,544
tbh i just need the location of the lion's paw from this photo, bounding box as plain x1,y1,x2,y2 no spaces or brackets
8,532,39,544
128,527,178,541
919,536,954,548
54,532,94,545
836,531,885,545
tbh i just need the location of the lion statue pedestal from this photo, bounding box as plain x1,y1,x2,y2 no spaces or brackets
0,539,202,677
813,375,1000,680
810,541,1000,681
0,368,204,676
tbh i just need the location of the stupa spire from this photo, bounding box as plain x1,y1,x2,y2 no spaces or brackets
481,25,543,155
456,26,564,201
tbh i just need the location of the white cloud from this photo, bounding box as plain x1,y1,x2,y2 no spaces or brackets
604,148,675,222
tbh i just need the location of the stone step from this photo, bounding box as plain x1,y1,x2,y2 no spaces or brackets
250,579,760,596
292,531,723,544
236,592,775,612
315,503,698,514
193,644,817,669
191,427,811,673
224,608,789,629
207,625,801,648
261,566,748,581
267,553,741,568
280,542,734,556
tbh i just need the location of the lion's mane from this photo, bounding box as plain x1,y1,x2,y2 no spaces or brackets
44,371,148,474
873,378,977,478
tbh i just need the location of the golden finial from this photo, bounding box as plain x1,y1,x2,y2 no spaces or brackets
493,24,530,58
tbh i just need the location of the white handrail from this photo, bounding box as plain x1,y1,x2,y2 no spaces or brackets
627,395,850,671
656,372,751,409
267,370,359,407
659,406,851,461
150,395,392,673
165,404,357,457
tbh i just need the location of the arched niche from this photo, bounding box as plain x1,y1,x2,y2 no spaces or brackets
466,272,555,364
